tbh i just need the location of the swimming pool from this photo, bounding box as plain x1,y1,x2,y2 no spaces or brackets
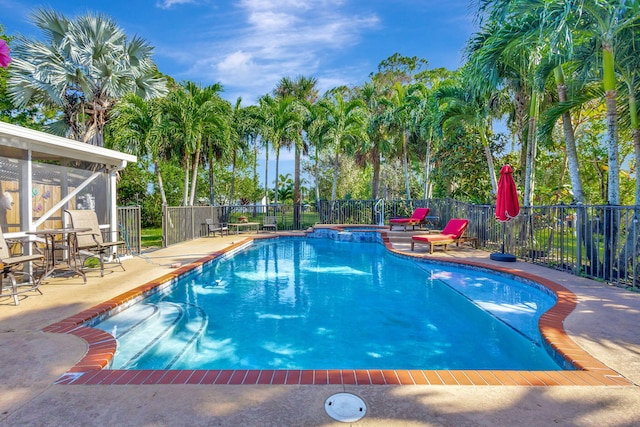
93,236,566,371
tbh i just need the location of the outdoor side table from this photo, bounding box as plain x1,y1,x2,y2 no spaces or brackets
228,222,260,234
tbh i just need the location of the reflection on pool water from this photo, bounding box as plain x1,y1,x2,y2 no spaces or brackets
94,236,568,371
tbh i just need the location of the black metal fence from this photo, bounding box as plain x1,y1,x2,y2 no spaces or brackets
161,200,640,289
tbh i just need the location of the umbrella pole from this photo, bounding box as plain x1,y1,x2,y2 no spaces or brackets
490,220,517,262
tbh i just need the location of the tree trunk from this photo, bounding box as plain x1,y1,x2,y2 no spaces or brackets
252,135,259,205
514,89,529,189
617,86,640,281
480,128,498,196
189,148,200,206
229,150,237,204
208,159,215,205
554,68,599,274
274,146,280,206
523,91,539,206
293,143,301,229
330,151,339,223
555,67,585,204
602,40,620,205
423,134,431,200
371,148,381,200
314,143,320,203
605,92,620,205
154,161,168,206
182,155,190,206
402,131,411,200
603,86,620,278
264,142,269,205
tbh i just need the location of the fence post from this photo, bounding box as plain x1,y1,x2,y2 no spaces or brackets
162,204,167,248
575,204,583,273
633,212,639,288
191,206,195,240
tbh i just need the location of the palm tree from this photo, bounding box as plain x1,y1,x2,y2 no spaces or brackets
9,8,167,144
304,101,327,203
407,68,453,200
511,0,639,274
364,54,430,201
239,105,264,205
379,82,416,200
258,94,302,207
436,75,500,196
159,81,229,205
227,97,252,204
354,81,390,200
315,89,368,209
466,13,546,204
109,93,169,206
274,76,318,228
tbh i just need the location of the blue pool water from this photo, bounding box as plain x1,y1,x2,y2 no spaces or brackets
94,236,566,371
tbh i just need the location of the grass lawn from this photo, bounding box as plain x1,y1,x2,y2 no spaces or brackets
141,227,162,248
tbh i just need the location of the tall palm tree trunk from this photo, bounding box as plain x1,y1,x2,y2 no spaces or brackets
189,148,201,206
182,156,190,206
208,161,216,205
229,150,237,204
274,147,280,206
423,133,432,200
554,67,598,273
600,40,620,279
402,132,411,200
523,90,539,206
554,67,585,204
293,144,301,229
314,145,320,204
264,143,269,206
480,127,498,196
372,150,381,200
330,151,340,222
603,42,620,206
154,161,168,206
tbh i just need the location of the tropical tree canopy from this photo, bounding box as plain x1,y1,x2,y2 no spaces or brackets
3,2,640,220
8,8,167,145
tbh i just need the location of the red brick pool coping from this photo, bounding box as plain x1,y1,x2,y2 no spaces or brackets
44,232,633,387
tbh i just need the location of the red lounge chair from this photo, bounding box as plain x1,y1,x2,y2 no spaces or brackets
389,207,430,231
411,218,476,253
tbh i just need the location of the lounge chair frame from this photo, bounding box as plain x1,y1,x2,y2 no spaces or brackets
389,207,430,231
262,216,277,232
205,218,229,237
410,219,476,254
65,209,126,277
0,227,44,305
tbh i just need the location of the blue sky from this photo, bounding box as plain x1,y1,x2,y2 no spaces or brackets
0,0,478,187
1,0,476,104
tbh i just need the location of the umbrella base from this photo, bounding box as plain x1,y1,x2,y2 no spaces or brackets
490,252,517,262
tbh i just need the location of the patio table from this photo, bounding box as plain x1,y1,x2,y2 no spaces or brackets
26,227,90,284
228,222,260,234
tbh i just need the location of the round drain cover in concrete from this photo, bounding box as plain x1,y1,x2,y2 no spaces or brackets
325,393,366,422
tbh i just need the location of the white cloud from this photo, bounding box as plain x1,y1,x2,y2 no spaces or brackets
178,0,379,103
156,0,199,9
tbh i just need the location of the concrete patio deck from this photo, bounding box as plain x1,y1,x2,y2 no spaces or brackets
1,231,639,426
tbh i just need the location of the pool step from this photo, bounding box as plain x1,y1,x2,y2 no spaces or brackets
96,301,208,369
385,230,435,249
150,303,208,369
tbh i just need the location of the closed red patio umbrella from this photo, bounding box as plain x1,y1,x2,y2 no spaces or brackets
491,165,520,262
495,165,520,221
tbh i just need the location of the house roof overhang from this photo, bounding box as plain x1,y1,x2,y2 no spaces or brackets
0,121,137,168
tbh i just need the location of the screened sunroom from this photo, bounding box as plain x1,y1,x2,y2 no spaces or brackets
0,121,136,242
